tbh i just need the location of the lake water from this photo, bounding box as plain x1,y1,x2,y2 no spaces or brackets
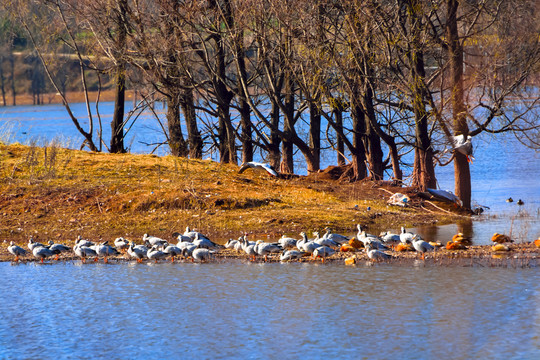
1,101,538,244
0,261,539,359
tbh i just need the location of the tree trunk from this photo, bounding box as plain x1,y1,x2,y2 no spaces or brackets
362,89,384,180
166,92,188,157
180,87,202,159
280,74,295,174
333,106,345,166
406,0,436,191
9,55,15,106
268,101,281,169
349,89,367,180
110,0,127,154
308,101,321,173
110,63,126,153
447,0,471,208
239,97,253,163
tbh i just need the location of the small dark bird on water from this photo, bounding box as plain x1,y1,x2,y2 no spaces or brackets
506,197,513,203
517,199,524,205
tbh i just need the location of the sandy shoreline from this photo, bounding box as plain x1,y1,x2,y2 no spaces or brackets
2,243,538,267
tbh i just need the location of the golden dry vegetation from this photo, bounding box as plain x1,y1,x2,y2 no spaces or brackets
0,143,463,250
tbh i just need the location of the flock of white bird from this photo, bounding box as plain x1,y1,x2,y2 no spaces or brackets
6,225,435,264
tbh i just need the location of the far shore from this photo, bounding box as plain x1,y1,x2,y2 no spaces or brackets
1,89,137,107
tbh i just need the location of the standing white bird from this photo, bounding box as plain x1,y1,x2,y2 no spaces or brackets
356,224,380,245
73,243,97,263
412,236,434,260
47,240,71,260
94,241,120,263
254,241,282,262
365,243,393,262
74,235,95,248
400,227,416,244
147,245,167,263
300,232,322,254
380,231,401,246
27,237,45,252
238,161,279,177
8,241,27,261
114,237,130,253
241,237,257,261
128,242,148,263
181,243,198,258
162,242,183,262
32,246,59,263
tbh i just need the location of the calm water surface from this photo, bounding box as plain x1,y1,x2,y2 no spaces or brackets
0,261,539,359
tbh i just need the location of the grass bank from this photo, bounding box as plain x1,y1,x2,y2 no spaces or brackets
0,143,463,247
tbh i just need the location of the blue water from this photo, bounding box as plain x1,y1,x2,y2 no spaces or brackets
0,261,538,359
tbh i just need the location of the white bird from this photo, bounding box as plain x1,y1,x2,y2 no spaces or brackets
162,242,183,262
147,245,167,263
75,235,95,248
322,227,349,245
172,231,193,243
47,240,72,260
255,241,282,262
183,226,210,241
225,239,239,250
192,248,214,262
400,227,416,244
238,161,279,177
280,250,306,261
365,244,393,262
296,232,309,251
241,237,257,261
181,244,198,258
94,241,120,263
128,242,148,263
451,134,474,163
315,234,339,249
27,237,45,251
234,237,245,253
364,238,389,251
114,237,130,252
356,224,380,245
412,236,434,260
32,246,59,263
8,241,27,261
142,234,168,247
73,244,97,263
278,235,297,250
312,246,336,262
302,241,322,254
380,231,401,246
193,233,220,249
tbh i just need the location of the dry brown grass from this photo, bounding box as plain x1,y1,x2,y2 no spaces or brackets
0,143,462,250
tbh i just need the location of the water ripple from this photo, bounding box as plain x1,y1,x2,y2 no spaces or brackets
0,262,539,359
